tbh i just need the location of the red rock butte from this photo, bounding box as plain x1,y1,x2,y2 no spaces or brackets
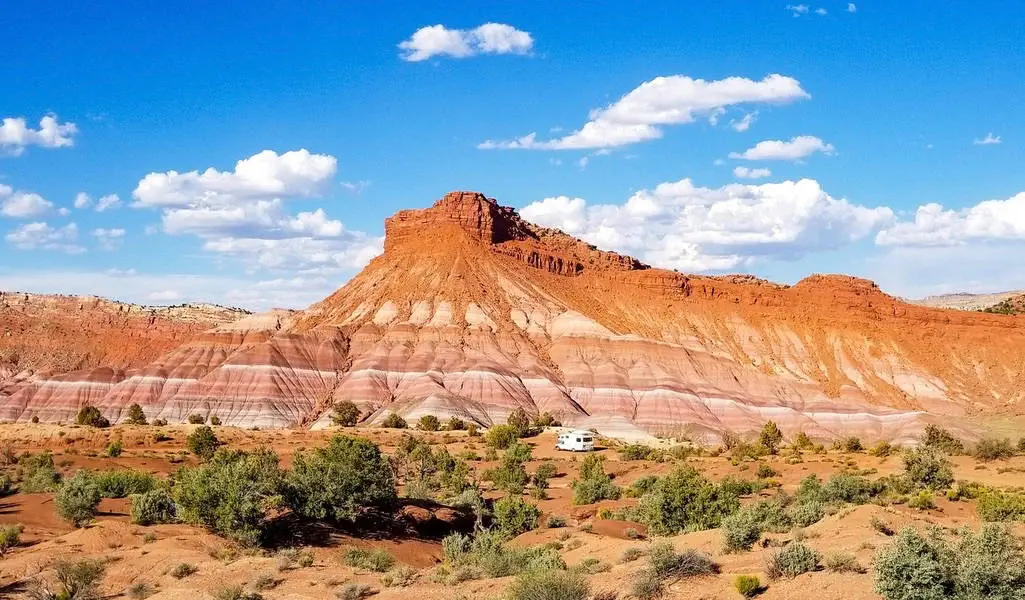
3,191,1024,442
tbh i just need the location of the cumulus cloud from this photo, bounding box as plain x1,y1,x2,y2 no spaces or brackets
973,132,1002,145
0,185,54,218
95,194,121,212
733,166,772,179
729,112,758,132
876,192,1025,247
399,23,533,62
5,222,84,253
479,74,809,150
74,192,92,209
132,149,382,273
848,3,857,12
815,8,828,15
92,227,125,250
787,4,810,16
729,135,835,161
520,178,893,271
0,115,78,156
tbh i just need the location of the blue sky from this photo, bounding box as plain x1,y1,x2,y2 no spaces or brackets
2,1,1024,310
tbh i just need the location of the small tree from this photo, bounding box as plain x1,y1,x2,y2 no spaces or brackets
55,471,101,527
446,416,466,431
486,424,519,449
20,451,61,492
104,439,123,458
76,405,109,428
331,401,361,427
485,443,532,494
417,414,441,431
125,404,147,425
507,408,531,438
187,414,206,424
130,489,176,525
572,455,621,505
531,461,558,499
902,447,954,490
186,425,221,461
493,496,541,537
381,413,407,429
209,415,222,426
758,421,783,454
921,424,965,455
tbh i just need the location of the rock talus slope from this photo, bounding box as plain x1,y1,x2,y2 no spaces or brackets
4,192,1025,440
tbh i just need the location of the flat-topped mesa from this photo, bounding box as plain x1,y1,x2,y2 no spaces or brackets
384,191,647,276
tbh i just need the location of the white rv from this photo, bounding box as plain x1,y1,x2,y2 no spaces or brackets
556,430,595,452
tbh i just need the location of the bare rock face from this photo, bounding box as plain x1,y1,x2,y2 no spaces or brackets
5,192,1025,442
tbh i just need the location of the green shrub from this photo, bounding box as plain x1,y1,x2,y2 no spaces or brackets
973,437,1014,461
735,574,762,597
31,415,39,423
0,524,23,556
493,496,540,537
508,569,588,600
152,419,168,427
485,424,518,449
758,422,783,454
836,436,864,453
921,424,965,455
532,412,559,428
755,463,778,478
94,469,158,498
722,507,763,552
285,435,396,523
336,583,375,600
822,472,877,504
869,441,895,457
186,425,221,460
130,488,176,525
976,489,1025,521
76,405,109,428
128,582,153,600
381,565,417,587
824,551,865,573
531,461,558,499
870,515,895,536
632,466,740,535
485,443,531,494
630,475,660,497
875,527,959,600
630,569,664,600
209,415,222,426
621,547,645,563
572,455,621,505
506,408,532,438
902,447,954,490
170,563,198,579
104,439,123,458
446,416,466,430
908,491,935,510
124,403,147,425
417,415,440,431
648,541,719,578
187,414,205,425
619,444,655,461
172,448,283,546
211,584,261,600
718,476,762,498
20,452,61,493
787,500,825,527
41,558,106,600
55,470,101,527
467,423,480,437
331,401,361,426
0,473,13,497
765,542,820,579
546,514,567,528
342,547,395,572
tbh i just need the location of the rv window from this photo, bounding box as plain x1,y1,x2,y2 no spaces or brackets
582,437,592,443
575,438,581,442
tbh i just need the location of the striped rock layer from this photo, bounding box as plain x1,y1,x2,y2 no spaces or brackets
4,192,1025,441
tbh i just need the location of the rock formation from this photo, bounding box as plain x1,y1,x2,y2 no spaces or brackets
3,192,1024,441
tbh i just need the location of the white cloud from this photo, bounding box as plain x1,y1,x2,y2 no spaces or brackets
95,193,121,212
729,112,758,132
973,132,1002,145
733,166,772,179
876,192,1025,247
729,135,835,161
520,178,893,271
815,8,828,15
5,222,84,253
132,149,382,273
848,3,857,12
92,227,126,250
479,74,809,150
340,180,370,195
148,290,182,301
74,192,92,209
0,115,78,156
398,23,533,62
787,4,810,16
0,185,54,218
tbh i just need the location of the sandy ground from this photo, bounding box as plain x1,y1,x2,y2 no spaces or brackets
1,423,1024,599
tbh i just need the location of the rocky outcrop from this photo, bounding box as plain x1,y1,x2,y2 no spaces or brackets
4,192,1024,442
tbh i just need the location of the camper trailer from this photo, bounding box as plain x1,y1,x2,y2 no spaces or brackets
556,430,595,452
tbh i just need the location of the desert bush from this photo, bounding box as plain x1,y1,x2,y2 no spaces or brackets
630,569,664,600
76,405,109,428
902,447,954,490
758,421,783,454
508,569,588,600
824,551,865,573
619,444,656,461
30,558,106,600
532,412,559,428
631,467,740,535
572,455,621,505
755,463,778,479
31,415,40,423
547,514,567,528
417,415,440,431
625,527,643,539
187,414,205,424
976,489,1025,522
127,582,153,600
734,574,763,597
620,547,645,563
170,563,198,579
506,407,532,438
765,542,820,579
331,401,361,426
94,469,158,498
442,531,565,578
55,471,101,527
445,416,466,430
285,434,396,523
467,423,480,437
0,523,23,556
342,547,395,572
380,413,407,429
104,439,123,458
787,500,825,527
209,415,222,426
869,441,895,457
124,403,147,425
921,424,965,455
630,543,718,599
381,565,417,587
211,585,262,600
493,496,540,536
531,461,558,499
485,443,532,494
630,475,660,497
485,424,519,449
575,557,610,574
276,547,314,571
172,448,283,546
792,432,814,450
722,507,763,552
908,491,936,510
152,418,168,426
185,425,221,460
821,472,878,504
973,437,1014,461
0,472,13,497
836,436,864,453
336,583,375,600
130,488,176,525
